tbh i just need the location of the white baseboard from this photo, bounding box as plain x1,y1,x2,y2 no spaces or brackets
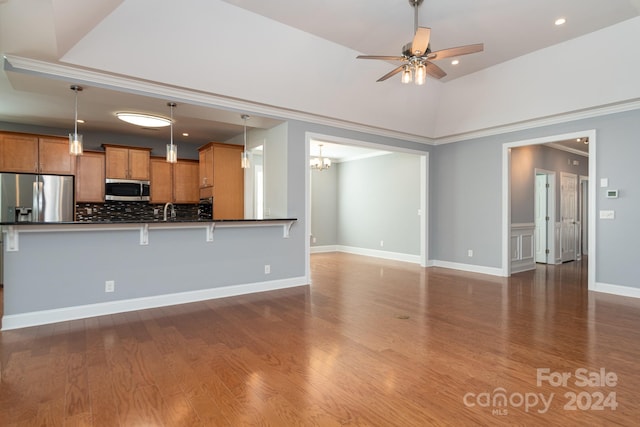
594,282,640,299
310,245,339,253
1,277,309,331
431,260,506,277
336,245,421,264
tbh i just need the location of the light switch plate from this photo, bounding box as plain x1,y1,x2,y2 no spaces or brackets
599,210,615,219
600,178,609,188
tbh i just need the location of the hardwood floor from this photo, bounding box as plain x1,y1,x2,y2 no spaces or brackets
1,253,639,426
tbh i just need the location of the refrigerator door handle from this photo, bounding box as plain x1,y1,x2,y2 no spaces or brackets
33,180,43,221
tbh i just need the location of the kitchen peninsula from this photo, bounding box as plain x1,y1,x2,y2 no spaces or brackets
1,217,301,330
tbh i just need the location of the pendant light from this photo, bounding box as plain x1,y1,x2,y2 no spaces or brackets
69,85,83,155
241,114,250,169
166,102,177,163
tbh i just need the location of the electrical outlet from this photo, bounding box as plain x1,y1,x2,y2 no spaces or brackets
105,280,115,293
86,207,92,215
468,249,473,257
380,240,384,247
312,237,317,243
264,265,271,274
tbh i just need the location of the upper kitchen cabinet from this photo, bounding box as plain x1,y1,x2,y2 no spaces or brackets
0,133,38,172
38,137,76,175
150,157,199,204
103,144,151,180
76,151,105,202
173,160,199,204
198,144,213,194
199,142,244,219
149,157,173,203
0,133,75,174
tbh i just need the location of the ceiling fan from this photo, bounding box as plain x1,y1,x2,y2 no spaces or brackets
357,0,484,84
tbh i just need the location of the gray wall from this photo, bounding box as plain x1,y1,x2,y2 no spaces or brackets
310,165,338,246
310,152,422,256
431,108,640,289
511,144,589,223
337,153,420,255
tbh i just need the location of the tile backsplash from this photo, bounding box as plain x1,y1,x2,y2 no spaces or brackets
75,201,211,222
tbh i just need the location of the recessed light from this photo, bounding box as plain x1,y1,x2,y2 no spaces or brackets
116,112,171,127
451,59,460,65
182,132,189,137
555,18,566,26
76,119,85,124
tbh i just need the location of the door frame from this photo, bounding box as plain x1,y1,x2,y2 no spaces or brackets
304,132,429,284
502,129,596,291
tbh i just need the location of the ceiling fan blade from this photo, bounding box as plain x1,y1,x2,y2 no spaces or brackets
411,27,431,56
377,65,405,82
357,55,406,61
427,43,484,60
425,61,446,79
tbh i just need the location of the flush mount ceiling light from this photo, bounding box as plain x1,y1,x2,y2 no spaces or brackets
69,85,83,156
116,112,171,128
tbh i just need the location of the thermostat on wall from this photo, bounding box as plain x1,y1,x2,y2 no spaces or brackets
606,189,619,198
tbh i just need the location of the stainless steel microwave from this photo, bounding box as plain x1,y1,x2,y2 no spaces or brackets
105,178,150,201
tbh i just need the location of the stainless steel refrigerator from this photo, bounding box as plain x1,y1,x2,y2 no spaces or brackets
0,173,74,223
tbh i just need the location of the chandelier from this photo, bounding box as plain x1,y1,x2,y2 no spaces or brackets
310,144,331,171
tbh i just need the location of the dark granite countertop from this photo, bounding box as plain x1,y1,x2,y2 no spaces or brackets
0,218,297,226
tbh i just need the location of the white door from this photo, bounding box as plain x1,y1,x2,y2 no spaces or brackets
560,172,578,262
535,174,549,263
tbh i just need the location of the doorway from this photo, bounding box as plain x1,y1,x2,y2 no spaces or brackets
502,129,596,290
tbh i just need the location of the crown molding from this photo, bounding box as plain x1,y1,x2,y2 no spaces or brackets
3,55,435,145
5,55,640,148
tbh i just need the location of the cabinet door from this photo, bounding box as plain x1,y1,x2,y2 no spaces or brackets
174,160,199,203
212,144,244,219
128,149,150,180
105,146,129,179
150,157,173,203
198,146,213,188
76,151,105,202
38,137,76,175
0,133,38,172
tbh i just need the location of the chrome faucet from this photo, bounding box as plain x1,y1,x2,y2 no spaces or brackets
163,202,175,221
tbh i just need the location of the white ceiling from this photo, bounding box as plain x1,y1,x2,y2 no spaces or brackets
0,0,638,147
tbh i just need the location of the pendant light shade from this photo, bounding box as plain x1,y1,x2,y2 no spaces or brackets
241,114,250,169
415,62,427,85
166,102,177,163
69,85,83,155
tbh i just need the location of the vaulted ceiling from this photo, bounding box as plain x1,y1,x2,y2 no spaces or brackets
1,0,639,146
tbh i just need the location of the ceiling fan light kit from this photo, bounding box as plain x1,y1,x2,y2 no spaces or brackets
357,0,484,84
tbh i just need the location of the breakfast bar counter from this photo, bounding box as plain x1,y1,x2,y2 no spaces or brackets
1,218,305,331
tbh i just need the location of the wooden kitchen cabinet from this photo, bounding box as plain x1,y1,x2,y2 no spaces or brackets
38,137,76,175
0,133,38,172
103,144,151,180
198,144,213,190
0,133,76,174
150,157,173,203
198,142,244,219
173,160,199,203
76,151,105,202
150,157,199,204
